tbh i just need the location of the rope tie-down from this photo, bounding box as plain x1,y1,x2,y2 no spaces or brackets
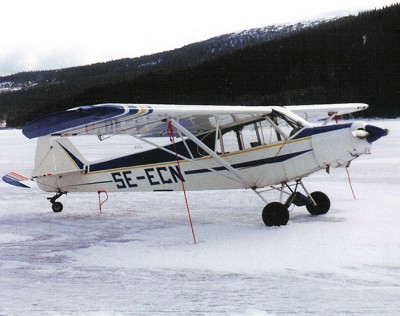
97,190,109,214
345,165,357,200
168,120,197,244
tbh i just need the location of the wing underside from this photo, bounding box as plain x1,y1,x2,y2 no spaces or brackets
22,104,274,139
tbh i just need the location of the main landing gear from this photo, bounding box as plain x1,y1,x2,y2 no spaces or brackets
261,180,331,227
47,191,66,212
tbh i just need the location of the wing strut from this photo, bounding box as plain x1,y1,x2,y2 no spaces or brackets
130,133,246,186
169,119,252,188
170,119,269,203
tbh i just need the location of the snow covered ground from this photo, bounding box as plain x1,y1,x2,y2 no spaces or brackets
0,119,399,315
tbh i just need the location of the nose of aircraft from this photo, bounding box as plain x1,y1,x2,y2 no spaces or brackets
364,124,389,143
351,122,388,143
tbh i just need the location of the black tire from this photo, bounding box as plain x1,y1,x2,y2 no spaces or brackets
52,202,63,213
306,191,330,215
262,202,289,227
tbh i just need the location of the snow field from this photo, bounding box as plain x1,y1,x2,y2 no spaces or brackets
0,119,399,315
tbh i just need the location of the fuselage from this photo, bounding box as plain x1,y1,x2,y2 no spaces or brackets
35,121,386,193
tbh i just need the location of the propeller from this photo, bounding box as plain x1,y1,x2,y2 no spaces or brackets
352,124,388,143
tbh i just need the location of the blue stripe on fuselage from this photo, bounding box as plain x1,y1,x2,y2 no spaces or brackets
184,150,312,175
291,123,351,140
89,138,201,172
88,137,312,175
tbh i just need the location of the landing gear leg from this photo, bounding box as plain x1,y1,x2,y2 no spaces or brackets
285,180,331,215
47,191,66,213
256,179,331,227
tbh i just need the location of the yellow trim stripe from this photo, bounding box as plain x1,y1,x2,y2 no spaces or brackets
87,137,312,175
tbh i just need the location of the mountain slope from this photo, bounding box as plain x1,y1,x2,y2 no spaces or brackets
0,4,399,126
0,19,328,92
59,5,399,117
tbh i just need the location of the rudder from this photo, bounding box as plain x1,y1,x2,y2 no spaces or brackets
32,136,88,191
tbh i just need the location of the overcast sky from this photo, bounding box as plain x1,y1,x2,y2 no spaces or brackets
0,0,397,77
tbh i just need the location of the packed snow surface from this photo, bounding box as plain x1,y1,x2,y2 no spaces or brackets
0,119,399,315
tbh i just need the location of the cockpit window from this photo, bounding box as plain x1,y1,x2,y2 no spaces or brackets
192,108,309,155
213,111,305,154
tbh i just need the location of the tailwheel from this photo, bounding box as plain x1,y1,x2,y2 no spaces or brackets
262,202,289,227
306,191,330,215
52,202,63,213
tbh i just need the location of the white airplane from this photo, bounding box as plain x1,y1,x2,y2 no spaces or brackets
2,103,387,227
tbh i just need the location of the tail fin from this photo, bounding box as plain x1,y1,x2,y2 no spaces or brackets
32,136,88,186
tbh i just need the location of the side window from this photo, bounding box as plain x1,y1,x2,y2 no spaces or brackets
241,119,286,147
241,123,263,148
216,120,281,154
258,120,282,144
215,114,298,154
217,130,240,153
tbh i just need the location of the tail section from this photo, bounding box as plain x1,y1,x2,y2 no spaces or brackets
32,136,89,192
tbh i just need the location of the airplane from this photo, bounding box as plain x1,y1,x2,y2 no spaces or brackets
2,103,388,227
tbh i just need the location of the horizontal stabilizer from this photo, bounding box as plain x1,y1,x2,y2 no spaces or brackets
2,172,30,188
32,169,85,180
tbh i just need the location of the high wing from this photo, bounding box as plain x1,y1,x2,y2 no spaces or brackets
22,103,368,139
23,104,275,139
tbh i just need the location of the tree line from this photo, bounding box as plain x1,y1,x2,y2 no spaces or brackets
0,4,399,127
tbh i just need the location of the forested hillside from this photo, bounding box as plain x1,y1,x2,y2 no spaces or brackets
0,4,399,127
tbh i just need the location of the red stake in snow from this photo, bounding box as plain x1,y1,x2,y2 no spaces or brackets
167,120,197,244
